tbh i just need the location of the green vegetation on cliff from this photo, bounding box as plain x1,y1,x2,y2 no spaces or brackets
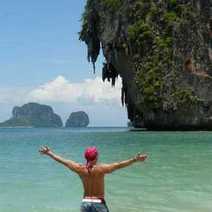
127,1,199,111
102,0,121,10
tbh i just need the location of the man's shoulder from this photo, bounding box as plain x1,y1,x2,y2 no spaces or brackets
95,164,112,174
96,163,108,168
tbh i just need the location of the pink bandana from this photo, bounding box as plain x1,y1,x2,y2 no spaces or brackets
84,147,98,172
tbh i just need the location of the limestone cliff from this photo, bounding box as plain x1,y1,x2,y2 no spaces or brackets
0,103,63,128
65,111,89,128
80,0,212,130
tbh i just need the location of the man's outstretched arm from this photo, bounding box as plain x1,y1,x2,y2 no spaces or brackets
102,153,147,173
39,146,83,174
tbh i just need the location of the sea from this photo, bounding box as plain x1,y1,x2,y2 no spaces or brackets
0,128,212,212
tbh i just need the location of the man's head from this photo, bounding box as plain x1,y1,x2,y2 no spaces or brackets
84,146,98,167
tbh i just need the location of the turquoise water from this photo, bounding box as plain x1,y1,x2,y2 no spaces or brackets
0,128,212,212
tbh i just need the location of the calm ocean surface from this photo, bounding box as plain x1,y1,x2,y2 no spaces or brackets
0,128,212,212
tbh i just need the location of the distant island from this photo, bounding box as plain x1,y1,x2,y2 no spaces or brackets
0,103,63,128
65,111,89,128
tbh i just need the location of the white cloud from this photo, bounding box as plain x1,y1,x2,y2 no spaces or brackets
0,76,123,106
28,75,123,105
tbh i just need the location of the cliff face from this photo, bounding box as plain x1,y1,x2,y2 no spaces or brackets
0,103,63,128
65,111,89,128
80,0,212,130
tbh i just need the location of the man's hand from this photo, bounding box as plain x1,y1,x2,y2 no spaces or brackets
135,153,148,162
39,146,83,174
39,146,52,156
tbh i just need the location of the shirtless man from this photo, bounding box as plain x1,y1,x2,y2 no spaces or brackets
39,146,147,212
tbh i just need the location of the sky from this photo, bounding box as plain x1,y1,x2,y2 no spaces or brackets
0,0,128,126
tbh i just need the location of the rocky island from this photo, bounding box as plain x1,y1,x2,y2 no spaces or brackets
80,0,212,130
65,111,89,128
0,103,63,128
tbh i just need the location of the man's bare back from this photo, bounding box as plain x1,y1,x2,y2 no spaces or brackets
79,164,107,198
39,146,147,211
